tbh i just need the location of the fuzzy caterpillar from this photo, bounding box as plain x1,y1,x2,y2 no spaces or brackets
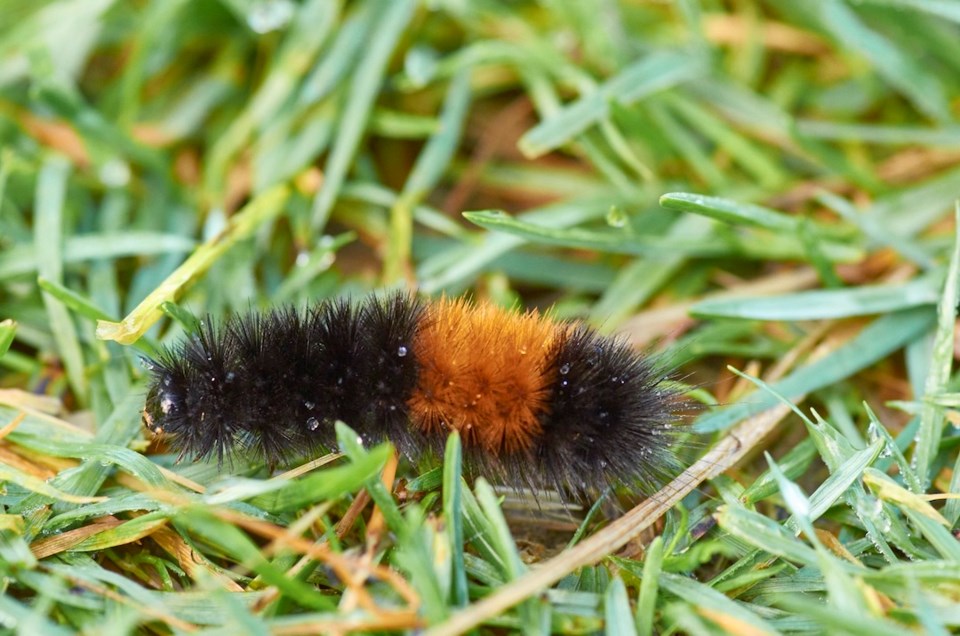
142,293,684,495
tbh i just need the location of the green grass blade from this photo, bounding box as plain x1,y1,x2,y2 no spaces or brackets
915,204,960,492
696,307,935,432
689,276,939,320
443,432,468,608
520,51,704,157
311,0,416,230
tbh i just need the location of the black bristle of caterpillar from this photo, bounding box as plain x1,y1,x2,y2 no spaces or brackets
144,320,241,464
302,298,365,438
227,307,322,463
357,293,425,456
529,325,683,496
143,292,424,467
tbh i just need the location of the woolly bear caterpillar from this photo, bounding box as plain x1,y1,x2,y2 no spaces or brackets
142,292,684,496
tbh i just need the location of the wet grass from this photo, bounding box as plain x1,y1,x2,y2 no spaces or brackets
2,1,960,633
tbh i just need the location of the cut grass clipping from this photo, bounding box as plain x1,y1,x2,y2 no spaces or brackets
3,1,960,634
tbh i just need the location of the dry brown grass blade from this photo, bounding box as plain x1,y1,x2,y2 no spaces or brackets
149,526,244,592
703,14,829,55
30,519,123,559
0,411,25,440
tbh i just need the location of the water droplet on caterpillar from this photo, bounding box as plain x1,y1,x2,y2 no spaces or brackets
560,363,571,375
304,401,316,410
306,417,320,431
397,345,408,357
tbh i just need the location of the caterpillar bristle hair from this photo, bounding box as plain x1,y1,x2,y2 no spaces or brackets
142,292,686,497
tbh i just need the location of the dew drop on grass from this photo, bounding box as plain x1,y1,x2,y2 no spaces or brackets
606,206,627,228
99,158,131,188
247,0,294,33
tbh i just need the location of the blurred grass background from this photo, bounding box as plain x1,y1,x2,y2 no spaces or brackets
2,0,960,633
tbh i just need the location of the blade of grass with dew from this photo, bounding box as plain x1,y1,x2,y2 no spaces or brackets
462,210,725,256
464,209,859,262
695,306,935,432
660,191,846,236
915,204,959,494
863,402,920,492
714,503,821,569
765,455,872,620
726,365,899,561
689,275,939,320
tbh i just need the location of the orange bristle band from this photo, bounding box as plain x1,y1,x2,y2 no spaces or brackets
408,297,562,454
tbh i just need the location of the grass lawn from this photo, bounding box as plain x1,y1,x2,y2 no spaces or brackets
2,1,960,633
